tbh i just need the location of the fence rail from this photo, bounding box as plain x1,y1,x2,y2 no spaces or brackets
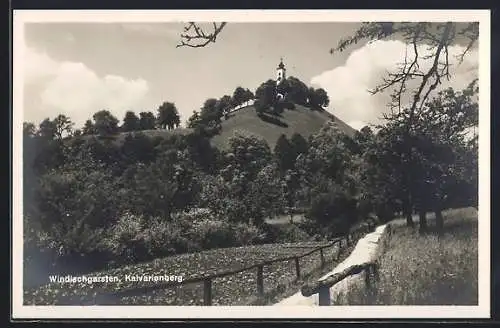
300,262,379,305
73,221,376,305
300,221,390,306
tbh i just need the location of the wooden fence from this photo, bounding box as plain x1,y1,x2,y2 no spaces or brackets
300,223,392,306
301,262,379,305
92,220,377,305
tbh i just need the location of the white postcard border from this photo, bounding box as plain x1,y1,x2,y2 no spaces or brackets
11,9,491,319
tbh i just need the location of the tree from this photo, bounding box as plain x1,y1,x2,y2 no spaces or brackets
358,124,409,225
157,102,181,130
243,89,255,104
33,155,121,262
223,133,273,179
334,22,478,116
282,169,301,220
290,133,309,157
177,22,227,48
302,122,356,184
359,81,479,234
183,132,221,174
23,122,39,220
23,122,36,138
347,126,376,156
82,119,96,135
199,98,224,133
306,183,358,238
249,163,287,223
217,95,233,119
292,121,361,235
122,111,140,132
37,118,57,140
127,150,201,220
139,111,156,131
187,110,201,128
286,76,309,106
232,87,247,107
201,134,281,226
333,22,479,231
254,80,278,114
306,87,329,109
53,114,75,139
309,88,329,109
274,134,295,173
93,110,119,136
184,99,224,137
120,132,157,166
409,81,478,235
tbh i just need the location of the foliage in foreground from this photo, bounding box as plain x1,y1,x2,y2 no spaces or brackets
333,208,478,305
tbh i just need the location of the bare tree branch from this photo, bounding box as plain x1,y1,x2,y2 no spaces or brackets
177,22,227,48
456,22,479,64
334,22,477,126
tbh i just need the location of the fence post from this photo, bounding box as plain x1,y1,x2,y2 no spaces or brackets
203,278,212,306
320,248,325,269
318,284,331,306
257,265,264,297
365,263,378,298
372,262,379,282
295,257,301,279
384,225,391,249
364,265,372,290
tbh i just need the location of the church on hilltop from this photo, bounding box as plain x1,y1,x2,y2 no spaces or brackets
276,57,287,86
276,58,287,100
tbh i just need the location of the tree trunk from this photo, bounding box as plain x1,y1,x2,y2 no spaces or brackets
406,212,414,228
435,207,444,237
403,194,414,227
418,210,427,234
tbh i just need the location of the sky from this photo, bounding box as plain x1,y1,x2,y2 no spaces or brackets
22,22,479,131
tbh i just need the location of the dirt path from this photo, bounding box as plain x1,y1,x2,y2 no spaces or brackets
273,224,388,306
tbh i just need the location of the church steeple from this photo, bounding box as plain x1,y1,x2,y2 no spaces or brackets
277,57,285,69
276,57,286,85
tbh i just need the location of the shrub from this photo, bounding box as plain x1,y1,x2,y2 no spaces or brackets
173,209,264,250
231,222,266,245
143,217,196,256
261,223,312,243
305,188,358,238
190,219,234,249
24,213,113,287
24,215,63,287
101,212,149,265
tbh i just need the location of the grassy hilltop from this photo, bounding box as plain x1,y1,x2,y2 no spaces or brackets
84,103,357,151
212,103,356,150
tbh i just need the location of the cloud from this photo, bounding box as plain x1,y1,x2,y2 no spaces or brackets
24,48,59,85
23,46,150,128
119,23,182,39
311,40,479,130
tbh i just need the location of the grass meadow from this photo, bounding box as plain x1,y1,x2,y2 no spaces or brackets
333,207,478,305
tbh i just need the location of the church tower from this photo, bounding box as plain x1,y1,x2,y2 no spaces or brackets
276,58,286,85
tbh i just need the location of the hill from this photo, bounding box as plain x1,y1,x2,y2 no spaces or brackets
212,103,357,150
77,103,357,151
